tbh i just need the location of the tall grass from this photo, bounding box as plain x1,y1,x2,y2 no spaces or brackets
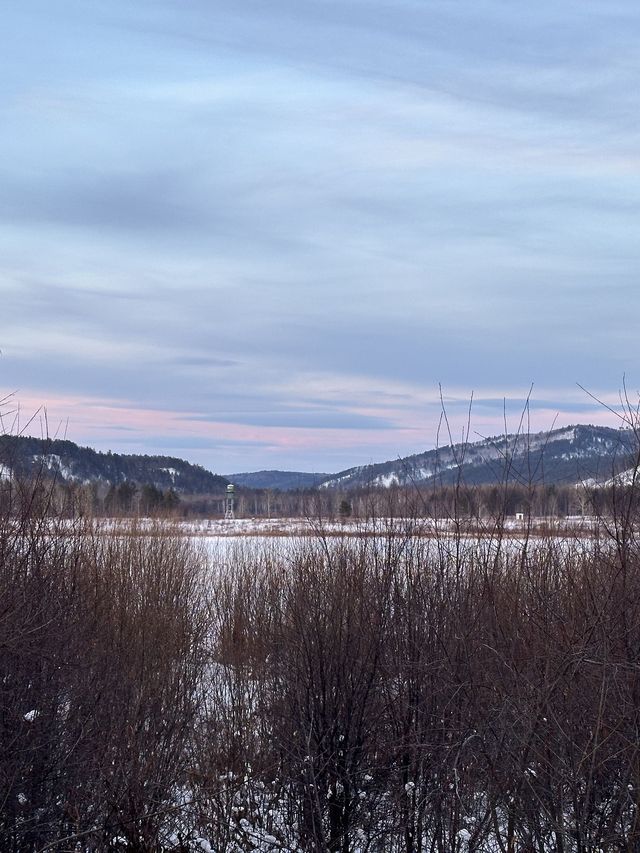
0,471,208,851
197,526,640,852
3,456,640,850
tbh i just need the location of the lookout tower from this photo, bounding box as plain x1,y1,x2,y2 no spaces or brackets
224,483,235,520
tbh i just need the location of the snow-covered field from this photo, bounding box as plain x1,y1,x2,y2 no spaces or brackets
97,514,603,540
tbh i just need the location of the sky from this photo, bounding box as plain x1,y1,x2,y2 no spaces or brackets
2,1,640,474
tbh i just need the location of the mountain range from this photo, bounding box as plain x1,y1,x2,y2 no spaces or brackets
0,424,636,494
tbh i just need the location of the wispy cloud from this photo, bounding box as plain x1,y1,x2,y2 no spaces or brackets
2,0,639,470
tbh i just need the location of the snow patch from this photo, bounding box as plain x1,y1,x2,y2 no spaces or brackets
33,454,76,481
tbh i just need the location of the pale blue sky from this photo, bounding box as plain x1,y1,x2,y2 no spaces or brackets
2,1,639,472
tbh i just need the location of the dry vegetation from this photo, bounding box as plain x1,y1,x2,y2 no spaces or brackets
3,432,640,851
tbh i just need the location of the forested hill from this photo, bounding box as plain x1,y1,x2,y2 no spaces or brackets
319,424,638,490
0,435,229,494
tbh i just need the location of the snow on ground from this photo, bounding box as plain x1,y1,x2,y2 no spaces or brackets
89,514,604,544
155,514,602,538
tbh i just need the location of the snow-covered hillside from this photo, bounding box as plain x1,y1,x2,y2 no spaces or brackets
320,424,636,490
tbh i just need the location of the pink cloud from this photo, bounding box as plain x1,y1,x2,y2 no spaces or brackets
0,387,628,470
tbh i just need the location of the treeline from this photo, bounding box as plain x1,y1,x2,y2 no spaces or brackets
103,481,180,515
199,480,637,522
2,472,631,523
0,478,184,518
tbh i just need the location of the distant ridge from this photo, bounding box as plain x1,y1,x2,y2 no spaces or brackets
227,470,330,491
3,424,636,496
0,435,229,494
319,424,637,490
